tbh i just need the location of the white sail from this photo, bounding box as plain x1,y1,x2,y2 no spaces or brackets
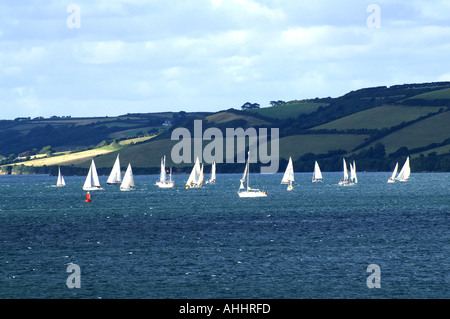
83,159,103,190
210,161,216,182
156,155,174,188
350,160,358,183
339,158,351,186
238,151,267,197
281,157,294,184
396,156,410,182
281,157,294,190
206,161,216,184
343,158,349,182
388,162,398,183
312,161,322,182
160,156,166,183
211,161,216,181
120,163,135,191
107,154,121,184
186,157,203,188
199,163,204,187
53,167,66,187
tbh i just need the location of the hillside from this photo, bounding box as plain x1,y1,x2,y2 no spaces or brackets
2,81,450,174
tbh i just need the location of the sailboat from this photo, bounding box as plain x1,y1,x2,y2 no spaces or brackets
312,161,322,182
281,157,294,191
52,167,66,187
156,156,174,188
120,163,135,191
186,157,204,189
338,158,352,186
205,161,216,185
350,160,358,184
238,151,268,198
395,156,410,182
83,159,104,190
107,154,122,185
387,162,398,183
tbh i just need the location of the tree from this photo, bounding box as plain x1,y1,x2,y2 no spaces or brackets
270,100,286,106
39,145,53,156
241,102,260,110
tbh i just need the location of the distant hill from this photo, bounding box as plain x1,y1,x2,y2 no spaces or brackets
2,81,450,174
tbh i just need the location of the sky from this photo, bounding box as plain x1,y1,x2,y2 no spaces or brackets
0,0,449,119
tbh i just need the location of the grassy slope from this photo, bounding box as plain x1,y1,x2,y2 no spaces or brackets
279,134,370,160
406,87,450,100
247,101,328,120
362,111,450,155
4,83,450,173
311,105,442,130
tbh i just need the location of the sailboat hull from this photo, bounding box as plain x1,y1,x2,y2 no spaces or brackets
156,181,175,188
238,191,267,198
120,187,135,191
83,186,104,191
186,184,202,189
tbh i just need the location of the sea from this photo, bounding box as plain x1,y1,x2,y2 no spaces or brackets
0,172,448,299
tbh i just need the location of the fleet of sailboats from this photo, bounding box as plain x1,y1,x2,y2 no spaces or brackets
281,157,294,191
156,156,174,188
54,153,413,194
186,157,204,189
238,151,268,198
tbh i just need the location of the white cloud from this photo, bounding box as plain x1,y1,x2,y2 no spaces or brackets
0,1,449,118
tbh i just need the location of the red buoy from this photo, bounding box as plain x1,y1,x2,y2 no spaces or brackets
85,192,92,203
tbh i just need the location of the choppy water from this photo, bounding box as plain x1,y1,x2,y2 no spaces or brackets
0,172,448,298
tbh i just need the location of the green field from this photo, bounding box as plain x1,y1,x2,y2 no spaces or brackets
312,105,442,130
83,137,181,170
204,111,273,127
363,111,450,155
279,134,370,160
406,87,450,100
411,144,450,158
247,101,328,120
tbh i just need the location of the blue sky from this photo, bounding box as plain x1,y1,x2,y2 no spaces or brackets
1,0,449,119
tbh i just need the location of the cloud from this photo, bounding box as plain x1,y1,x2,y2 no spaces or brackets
0,1,449,118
